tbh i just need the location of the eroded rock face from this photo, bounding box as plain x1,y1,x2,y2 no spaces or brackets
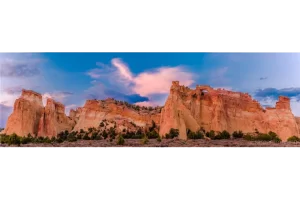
3,90,44,136
37,99,75,137
159,81,300,141
4,84,300,141
3,90,75,137
72,99,161,132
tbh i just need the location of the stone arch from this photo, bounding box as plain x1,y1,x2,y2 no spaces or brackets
201,89,209,96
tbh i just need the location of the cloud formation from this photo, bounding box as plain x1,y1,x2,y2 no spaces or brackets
0,58,43,77
255,87,300,100
85,58,195,105
42,91,74,105
0,103,12,128
85,83,149,104
3,86,23,95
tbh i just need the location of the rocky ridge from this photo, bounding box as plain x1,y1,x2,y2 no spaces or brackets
159,81,300,141
2,83,300,141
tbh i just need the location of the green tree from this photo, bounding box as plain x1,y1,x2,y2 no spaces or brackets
116,134,125,145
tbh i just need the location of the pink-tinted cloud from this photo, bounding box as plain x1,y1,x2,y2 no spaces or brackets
133,67,194,96
86,68,103,78
111,58,134,81
85,58,195,106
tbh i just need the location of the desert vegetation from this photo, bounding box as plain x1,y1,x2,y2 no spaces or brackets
0,125,295,147
287,136,300,142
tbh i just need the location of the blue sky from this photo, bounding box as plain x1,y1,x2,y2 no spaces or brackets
1,53,300,127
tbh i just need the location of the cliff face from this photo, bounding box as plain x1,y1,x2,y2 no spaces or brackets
296,117,300,131
3,90,75,137
159,81,300,141
37,99,75,137
3,84,300,141
72,99,161,132
3,90,44,136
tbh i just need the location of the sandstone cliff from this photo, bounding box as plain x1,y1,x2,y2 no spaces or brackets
3,84,300,141
3,90,75,137
3,90,161,137
72,98,161,132
159,81,300,141
3,90,44,136
37,98,76,137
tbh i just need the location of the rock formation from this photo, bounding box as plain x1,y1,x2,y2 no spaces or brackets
3,90,161,137
3,89,75,137
3,90,44,136
159,81,300,141
72,98,161,132
37,98,76,137
3,83,300,141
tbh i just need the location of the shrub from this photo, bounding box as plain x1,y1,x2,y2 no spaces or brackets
51,136,56,142
76,134,82,140
100,122,105,127
157,135,162,142
135,133,145,139
108,127,117,139
102,130,108,139
287,136,300,142
146,130,159,139
166,128,179,139
83,133,90,140
268,131,278,140
116,134,125,145
57,131,69,141
20,136,31,144
123,132,134,139
8,133,21,146
273,137,282,143
36,137,45,143
67,133,77,142
91,132,98,140
214,131,231,140
80,129,85,134
149,120,156,132
200,127,206,133
243,133,254,141
206,130,215,139
56,138,64,143
244,131,281,143
0,134,9,144
187,129,204,140
43,137,52,143
255,133,272,142
232,131,244,139
141,136,149,144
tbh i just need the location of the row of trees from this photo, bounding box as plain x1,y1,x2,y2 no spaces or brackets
3,127,300,146
186,128,285,143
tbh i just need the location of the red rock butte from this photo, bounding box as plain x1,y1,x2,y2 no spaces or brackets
3,83,300,141
159,81,300,141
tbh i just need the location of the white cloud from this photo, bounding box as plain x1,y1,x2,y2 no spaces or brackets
42,91,73,106
111,58,134,81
